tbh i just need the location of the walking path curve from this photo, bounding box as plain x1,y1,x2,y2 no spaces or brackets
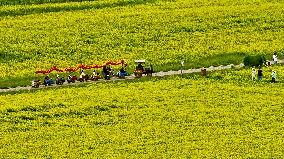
0,60,283,93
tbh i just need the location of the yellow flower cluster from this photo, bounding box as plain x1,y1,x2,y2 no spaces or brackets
0,74,284,157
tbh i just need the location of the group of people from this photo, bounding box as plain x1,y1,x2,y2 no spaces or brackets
102,66,127,79
32,66,128,87
251,53,279,83
252,68,277,83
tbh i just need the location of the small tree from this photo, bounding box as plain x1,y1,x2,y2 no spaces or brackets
244,55,266,67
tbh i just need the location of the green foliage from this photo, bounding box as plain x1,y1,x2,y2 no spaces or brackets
243,54,266,67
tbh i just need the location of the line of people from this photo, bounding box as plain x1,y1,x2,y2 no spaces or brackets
32,66,128,88
252,68,277,83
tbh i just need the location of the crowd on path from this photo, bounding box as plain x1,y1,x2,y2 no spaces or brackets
31,53,283,88
251,53,279,83
8,53,284,92
32,66,128,88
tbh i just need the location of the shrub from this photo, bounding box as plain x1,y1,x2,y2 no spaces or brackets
243,55,266,67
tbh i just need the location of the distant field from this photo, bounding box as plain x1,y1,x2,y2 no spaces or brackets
1,67,284,158
0,0,284,86
0,0,88,5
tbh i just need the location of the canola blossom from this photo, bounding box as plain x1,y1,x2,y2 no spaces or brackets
0,72,284,158
1,0,284,157
0,0,284,78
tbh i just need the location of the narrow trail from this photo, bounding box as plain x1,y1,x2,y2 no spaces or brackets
0,60,283,93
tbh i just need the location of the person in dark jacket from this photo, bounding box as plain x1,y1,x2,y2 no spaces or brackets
257,69,263,81
136,63,144,71
119,67,127,77
102,66,109,79
44,76,52,86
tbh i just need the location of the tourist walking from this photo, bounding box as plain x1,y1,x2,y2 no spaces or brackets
271,70,277,83
273,53,278,64
257,69,263,81
252,68,256,80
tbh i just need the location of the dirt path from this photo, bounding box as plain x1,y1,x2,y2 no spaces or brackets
0,60,282,93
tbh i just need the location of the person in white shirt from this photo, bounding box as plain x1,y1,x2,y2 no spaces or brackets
252,68,256,80
92,70,97,76
271,70,277,83
91,70,98,80
80,70,85,79
273,53,278,64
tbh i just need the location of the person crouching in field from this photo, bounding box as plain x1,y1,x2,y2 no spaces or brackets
252,68,256,80
102,66,110,80
271,70,277,83
79,70,86,82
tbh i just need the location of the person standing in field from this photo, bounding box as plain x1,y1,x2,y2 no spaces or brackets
257,68,263,81
273,53,278,65
271,70,277,83
252,68,256,80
